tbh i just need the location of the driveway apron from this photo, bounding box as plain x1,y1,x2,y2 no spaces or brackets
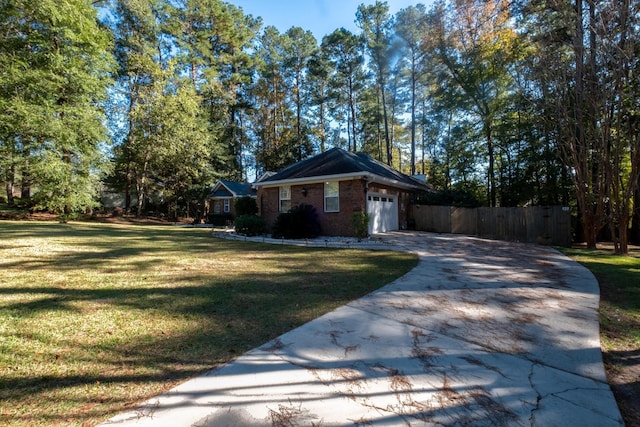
102,232,623,426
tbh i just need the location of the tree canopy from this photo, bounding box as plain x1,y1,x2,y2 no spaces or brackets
0,0,638,252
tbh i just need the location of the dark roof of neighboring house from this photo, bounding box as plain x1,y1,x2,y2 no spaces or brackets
255,147,431,191
209,180,256,198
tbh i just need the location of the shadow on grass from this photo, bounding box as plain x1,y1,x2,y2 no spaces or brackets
0,221,417,425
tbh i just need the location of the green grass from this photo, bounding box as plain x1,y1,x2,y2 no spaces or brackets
561,245,640,425
0,221,418,426
561,247,640,350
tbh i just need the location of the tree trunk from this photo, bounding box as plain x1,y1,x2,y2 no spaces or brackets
410,64,416,176
20,169,30,199
572,0,598,249
348,77,358,151
582,206,599,249
295,69,303,160
136,180,145,218
632,186,640,245
381,82,392,165
5,163,15,206
319,101,326,153
485,121,496,207
125,169,132,213
136,151,151,217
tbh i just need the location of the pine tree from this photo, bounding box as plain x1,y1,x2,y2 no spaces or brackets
0,0,114,215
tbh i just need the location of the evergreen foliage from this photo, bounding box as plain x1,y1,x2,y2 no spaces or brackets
272,204,321,239
0,0,114,214
234,196,258,216
234,214,266,236
417,189,483,208
0,0,638,251
350,211,370,240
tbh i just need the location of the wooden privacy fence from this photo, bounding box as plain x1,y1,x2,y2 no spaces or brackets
411,205,572,247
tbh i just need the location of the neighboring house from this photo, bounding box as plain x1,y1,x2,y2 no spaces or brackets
208,180,256,218
253,147,432,236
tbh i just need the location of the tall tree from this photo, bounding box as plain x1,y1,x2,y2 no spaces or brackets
521,0,640,252
251,26,300,172
307,49,332,152
129,69,218,218
0,0,114,215
357,1,394,164
108,0,166,213
395,4,428,176
425,0,519,207
173,0,260,179
322,28,365,152
283,27,317,161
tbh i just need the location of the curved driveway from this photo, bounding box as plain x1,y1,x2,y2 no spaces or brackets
104,232,623,426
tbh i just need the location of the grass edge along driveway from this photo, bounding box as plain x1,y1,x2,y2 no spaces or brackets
561,246,640,426
0,221,418,426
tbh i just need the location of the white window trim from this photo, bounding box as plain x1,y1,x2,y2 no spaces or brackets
223,199,230,213
279,185,291,212
324,181,339,212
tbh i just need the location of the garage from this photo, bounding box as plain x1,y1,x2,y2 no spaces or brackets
367,193,398,234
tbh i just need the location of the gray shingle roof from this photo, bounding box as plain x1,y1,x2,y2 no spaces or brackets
257,147,430,191
209,180,256,198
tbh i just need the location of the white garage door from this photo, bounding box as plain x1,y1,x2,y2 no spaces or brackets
367,193,398,234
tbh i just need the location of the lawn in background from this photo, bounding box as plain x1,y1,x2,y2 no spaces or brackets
0,222,418,426
562,245,640,425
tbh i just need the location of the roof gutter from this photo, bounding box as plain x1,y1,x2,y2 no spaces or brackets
253,172,428,192
252,172,368,188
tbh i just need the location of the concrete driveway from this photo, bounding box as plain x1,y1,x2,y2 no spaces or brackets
103,232,623,426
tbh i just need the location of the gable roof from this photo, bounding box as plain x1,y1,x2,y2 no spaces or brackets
253,147,431,191
209,180,256,198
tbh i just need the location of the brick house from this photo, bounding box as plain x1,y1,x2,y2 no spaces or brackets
253,148,431,236
208,180,256,218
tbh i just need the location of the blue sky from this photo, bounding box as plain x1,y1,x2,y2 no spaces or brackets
226,0,427,41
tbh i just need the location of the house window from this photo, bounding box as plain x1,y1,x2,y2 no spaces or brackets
324,181,339,212
279,186,291,212
223,199,230,213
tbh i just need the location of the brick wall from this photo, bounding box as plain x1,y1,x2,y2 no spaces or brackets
257,179,418,236
208,198,235,217
318,180,367,236
258,187,280,231
257,179,368,237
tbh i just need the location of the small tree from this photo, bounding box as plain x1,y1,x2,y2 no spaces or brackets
233,197,262,235
350,211,370,240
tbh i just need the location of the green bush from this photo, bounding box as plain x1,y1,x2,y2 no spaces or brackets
350,211,370,240
235,196,258,216
234,215,266,236
207,212,233,226
272,204,321,239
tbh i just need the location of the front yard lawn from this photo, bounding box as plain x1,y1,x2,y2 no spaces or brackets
0,222,418,426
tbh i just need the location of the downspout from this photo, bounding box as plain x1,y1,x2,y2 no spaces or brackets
363,175,370,211
364,175,371,235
